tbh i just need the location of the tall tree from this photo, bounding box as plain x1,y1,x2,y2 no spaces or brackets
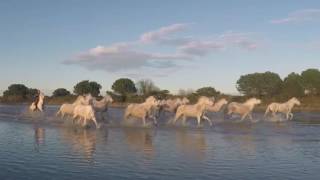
3,84,29,98
301,68,320,95
281,73,304,98
196,87,220,97
136,79,160,96
111,78,137,96
53,88,71,97
73,80,102,97
237,71,283,97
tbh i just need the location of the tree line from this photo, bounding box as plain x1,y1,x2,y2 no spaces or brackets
1,68,319,103
237,68,320,98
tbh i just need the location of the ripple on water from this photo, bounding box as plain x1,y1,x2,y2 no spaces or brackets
0,105,320,179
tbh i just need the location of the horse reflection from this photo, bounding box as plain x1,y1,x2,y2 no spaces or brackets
221,125,257,156
61,128,98,162
34,126,45,152
123,129,155,157
175,130,207,160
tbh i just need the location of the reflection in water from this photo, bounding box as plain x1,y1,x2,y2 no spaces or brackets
123,129,155,157
34,126,45,152
60,128,99,162
175,130,207,160
221,124,257,156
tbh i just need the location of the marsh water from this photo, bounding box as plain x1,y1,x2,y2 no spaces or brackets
0,105,320,180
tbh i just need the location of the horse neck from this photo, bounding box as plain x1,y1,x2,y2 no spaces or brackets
38,97,44,104
142,102,154,109
286,100,296,109
244,101,256,110
195,102,207,111
213,101,225,111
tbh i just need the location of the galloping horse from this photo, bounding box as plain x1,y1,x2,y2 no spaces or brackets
124,96,160,126
227,98,261,121
56,94,93,118
173,96,214,127
92,95,113,120
265,97,301,120
29,91,45,112
206,98,228,113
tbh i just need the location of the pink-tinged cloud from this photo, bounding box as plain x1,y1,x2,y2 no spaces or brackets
64,24,260,76
271,9,320,24
179,41,225,56
140,23,189,43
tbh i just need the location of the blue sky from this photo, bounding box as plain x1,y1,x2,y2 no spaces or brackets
0,0,320,95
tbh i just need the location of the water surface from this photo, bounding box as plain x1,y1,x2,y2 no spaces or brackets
0,105,320,180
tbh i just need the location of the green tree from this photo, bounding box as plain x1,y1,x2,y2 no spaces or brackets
26,88,39,99
196,87,220,97
149,89,171,99
52,88,71,97
136,79,160,96
301,68,320,95
281,73,304,98
111,78,137,96
3,84,29,98
236,71,283,97
73,80,102,97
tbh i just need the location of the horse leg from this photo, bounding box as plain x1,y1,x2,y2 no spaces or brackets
142,115,146,126
197,116,201,127
286,113,290,120
152,115,158,126
202,115,212,126
56,110,60,117
72,114,78,123
289,113,294,120
240,113,248,121
83,117,87,127
173,113,181,125
92,119,99,129
182,115,187,126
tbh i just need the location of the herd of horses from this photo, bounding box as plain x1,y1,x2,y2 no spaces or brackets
29,92,302,129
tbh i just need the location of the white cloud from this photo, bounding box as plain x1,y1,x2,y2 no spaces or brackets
64,24,260,76
139,23,189,43
179,32,259,56
179,40,224,56
271,9,320,24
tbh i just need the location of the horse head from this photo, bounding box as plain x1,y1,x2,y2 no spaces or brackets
181,97,190,105
104,95,114,103
218,98,228,106
245,98,261,106
198,96,214,106
290,97,301,106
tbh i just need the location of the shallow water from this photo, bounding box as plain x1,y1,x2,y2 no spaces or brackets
0,105,320,180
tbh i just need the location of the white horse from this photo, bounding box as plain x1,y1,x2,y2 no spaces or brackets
56,94,93,118
206,98,228,112
227,98,261,121
265,97,301,120
92,95,114,120
73,104,99,128
173,96,214,127
124,96,159,126
163,97,190,113
29,91,45,112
